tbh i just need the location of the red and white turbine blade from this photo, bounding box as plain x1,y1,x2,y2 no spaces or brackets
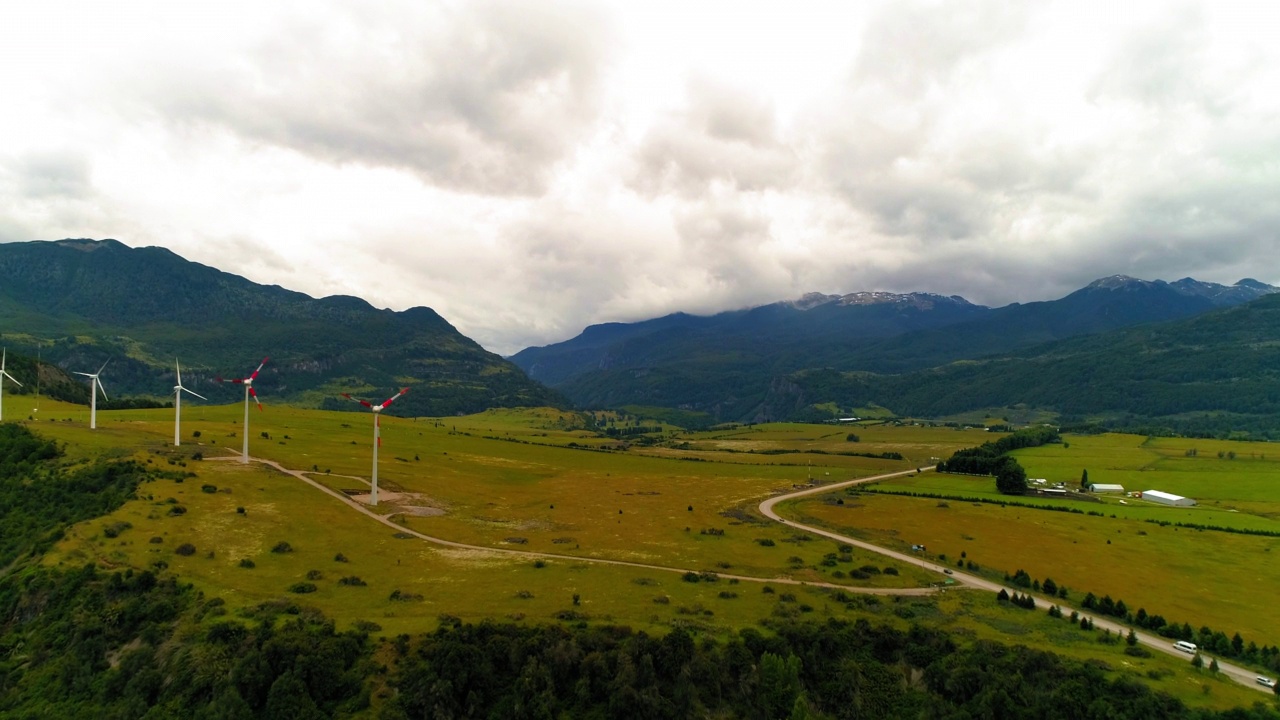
249,386,263,411
341,392,374,409
381,387,410,407
249,357,268,380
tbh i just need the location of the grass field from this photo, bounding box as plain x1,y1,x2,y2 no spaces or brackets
9,395,1278,711
790,485,1280,648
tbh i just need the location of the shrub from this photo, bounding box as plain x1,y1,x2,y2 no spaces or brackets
288,582,317,594
389,589,424,602
653,595,670,604
339,576,367,586
533,559,546,569
682,571,701,583
1124,645,1152,658
718,591,738,599
167,505,187,516
239,558,256,569
103,521,132,539
778,593,797,603
201,484,217,494
334,552,349,562
305,569,324,581
174,543,196,556
271,541,294,554
757,538,776,547
236,507,245,515
883,566,898,575
149,536,163,544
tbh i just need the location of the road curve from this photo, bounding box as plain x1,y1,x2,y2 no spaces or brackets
208,454,936,596
759,467,1273,695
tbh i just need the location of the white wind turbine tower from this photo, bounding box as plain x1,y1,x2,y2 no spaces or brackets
341,387,409,506
172,360,207,446
0,348,23,423
73,360,110,429
217,357,268,463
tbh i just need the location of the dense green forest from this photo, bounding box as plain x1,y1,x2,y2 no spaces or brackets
1,423,1278,717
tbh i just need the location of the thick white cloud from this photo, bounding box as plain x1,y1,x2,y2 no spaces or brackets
1,0,1278,355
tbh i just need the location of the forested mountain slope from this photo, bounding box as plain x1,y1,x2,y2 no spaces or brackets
0,239,563,416
521,276,1276,424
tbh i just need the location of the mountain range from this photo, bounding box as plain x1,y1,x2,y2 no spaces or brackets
0,239,563,416
3,237,1278,434
512,275,1279,430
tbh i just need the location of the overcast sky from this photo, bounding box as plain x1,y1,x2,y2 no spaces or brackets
2,1,1278,354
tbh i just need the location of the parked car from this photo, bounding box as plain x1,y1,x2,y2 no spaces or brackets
1259,676,1277,688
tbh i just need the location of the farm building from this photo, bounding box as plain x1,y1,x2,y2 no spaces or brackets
1140,490,1196,507
1091,483,1126,493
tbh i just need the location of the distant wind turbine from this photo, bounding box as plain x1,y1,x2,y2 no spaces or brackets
341,387,409,506
172,360,207,446
73,360,110,429
217,357,268,463
0,348,23,423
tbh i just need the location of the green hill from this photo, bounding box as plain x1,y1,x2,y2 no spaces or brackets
0,239,564,416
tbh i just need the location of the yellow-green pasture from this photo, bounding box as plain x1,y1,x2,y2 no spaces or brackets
788,490,1280,647
16,400,1273,711
24,401,983,590
42,456,1260,712
47,458,819,637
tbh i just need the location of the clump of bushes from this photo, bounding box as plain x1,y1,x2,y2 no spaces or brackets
338,576,367,586
174,543,196,556
288,582,317,594
239,558,256,569
103,521,132,539
271,541,294,554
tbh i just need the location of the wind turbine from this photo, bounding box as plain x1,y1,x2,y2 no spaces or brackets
73,360,110,429
0,348,22,423
172,360,207,446
217,357,268,463
341,387,409,506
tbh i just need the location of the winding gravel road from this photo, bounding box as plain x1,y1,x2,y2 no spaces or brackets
209,452,1269,694
759,466,1273,695
209,454,935,595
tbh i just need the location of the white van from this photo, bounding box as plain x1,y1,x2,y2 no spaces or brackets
1258,676,1276,688
1173,641,1197,654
